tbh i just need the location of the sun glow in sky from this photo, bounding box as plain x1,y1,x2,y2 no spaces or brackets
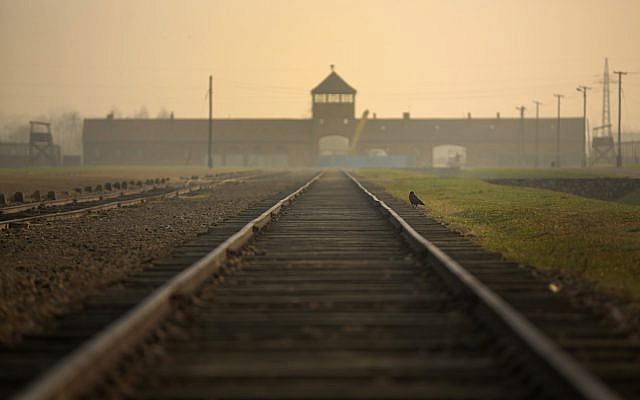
1,0,639,128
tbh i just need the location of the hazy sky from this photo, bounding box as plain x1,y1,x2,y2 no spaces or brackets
1,0,639,128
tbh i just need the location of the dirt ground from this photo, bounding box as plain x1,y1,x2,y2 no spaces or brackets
0,166,249,195
0,171,312,344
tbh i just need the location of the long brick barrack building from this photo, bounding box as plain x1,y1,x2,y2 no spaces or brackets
83,68,585,168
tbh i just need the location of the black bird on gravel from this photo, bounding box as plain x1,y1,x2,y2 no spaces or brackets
409,191,424,207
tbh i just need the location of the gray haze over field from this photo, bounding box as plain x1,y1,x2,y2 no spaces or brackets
1,0,639,139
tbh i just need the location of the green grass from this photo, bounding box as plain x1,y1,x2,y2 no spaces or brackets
420,166,640,180
457,167,613,179
359,168,640,298
617,189,640,206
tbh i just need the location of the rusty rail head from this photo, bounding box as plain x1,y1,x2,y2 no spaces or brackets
14,172,323,400
345,171,622,400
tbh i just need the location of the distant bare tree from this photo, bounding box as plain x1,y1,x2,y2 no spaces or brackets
108,107,122,118
157,108,171,118
50,111,83,155
7,124,29,143
132,106,149,119
0,114,30,143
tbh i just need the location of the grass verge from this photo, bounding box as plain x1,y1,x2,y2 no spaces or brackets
359,168,640,299
456,167,613,179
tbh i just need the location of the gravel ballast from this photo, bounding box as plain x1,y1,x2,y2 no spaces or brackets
0,172,313,344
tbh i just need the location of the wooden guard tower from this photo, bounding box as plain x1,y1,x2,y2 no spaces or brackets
29,121,59,166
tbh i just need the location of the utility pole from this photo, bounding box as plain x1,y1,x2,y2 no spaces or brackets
576,86,591,167
516,105,526,165
208,75,213,169
533,100,542,168
553,94,564,168
614,71,627,168
601,58,612,138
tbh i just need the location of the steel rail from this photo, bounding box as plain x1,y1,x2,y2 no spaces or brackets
0,176,253,230
0,188,183,229
0,186,154,215
0,171,264,215
346,171,622,400
13,172,323,400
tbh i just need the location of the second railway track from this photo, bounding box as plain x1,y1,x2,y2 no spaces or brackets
4,171,639,399
0,171,264,229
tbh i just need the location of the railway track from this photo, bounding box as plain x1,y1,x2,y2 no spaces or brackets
0,172,316,398
3,171,639,399
0,171,262,230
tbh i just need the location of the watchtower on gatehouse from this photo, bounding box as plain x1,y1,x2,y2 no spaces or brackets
311,66,357,156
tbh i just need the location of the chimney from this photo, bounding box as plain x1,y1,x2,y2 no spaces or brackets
403,112,410,120
467,112,472,119
496,112,501,119
372,112,377,120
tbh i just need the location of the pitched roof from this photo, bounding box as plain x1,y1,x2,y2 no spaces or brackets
311,71,356,94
